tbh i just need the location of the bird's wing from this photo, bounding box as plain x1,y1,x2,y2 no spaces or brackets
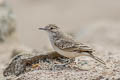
54,36,106,65
54,39,93,53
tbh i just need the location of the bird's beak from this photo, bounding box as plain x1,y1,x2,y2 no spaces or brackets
38,28,47,30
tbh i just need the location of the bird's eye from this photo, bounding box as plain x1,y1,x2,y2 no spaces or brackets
50,27,53,29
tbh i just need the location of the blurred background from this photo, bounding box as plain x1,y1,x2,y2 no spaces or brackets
5,0,120,50
1,0,120,79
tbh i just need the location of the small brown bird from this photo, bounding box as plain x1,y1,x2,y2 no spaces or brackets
39,24,105,65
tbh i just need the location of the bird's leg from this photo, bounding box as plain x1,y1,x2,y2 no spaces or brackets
64,58,75,65
51,58,75,70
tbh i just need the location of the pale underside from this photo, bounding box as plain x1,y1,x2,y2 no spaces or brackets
48,32,94,58
52,43,91,58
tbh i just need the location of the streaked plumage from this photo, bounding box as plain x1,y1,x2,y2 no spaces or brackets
39,24,105,65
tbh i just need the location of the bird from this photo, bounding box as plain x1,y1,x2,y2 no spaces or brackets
38,24,106,65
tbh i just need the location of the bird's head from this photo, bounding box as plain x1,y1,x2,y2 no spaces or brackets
39,24,60,33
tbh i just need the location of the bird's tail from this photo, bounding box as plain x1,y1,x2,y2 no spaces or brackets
90,54,106,65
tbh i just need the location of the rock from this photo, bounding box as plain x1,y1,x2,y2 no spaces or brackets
3,49,68,77
3,47,120,80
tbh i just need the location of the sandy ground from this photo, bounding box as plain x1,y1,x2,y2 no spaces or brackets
1,0,120,80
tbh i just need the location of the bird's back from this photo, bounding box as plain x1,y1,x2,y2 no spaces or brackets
49,31,93,56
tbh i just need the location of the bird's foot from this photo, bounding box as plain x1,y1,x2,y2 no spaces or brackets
51,58,75,71
51,63,68,71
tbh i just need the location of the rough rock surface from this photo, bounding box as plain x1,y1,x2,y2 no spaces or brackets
2,47,120,80
3,49,69,77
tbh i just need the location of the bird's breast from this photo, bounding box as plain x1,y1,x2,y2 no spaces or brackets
49,40,80,58
48,33,86,58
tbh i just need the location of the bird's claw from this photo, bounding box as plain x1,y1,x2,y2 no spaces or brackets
51,64,68,71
